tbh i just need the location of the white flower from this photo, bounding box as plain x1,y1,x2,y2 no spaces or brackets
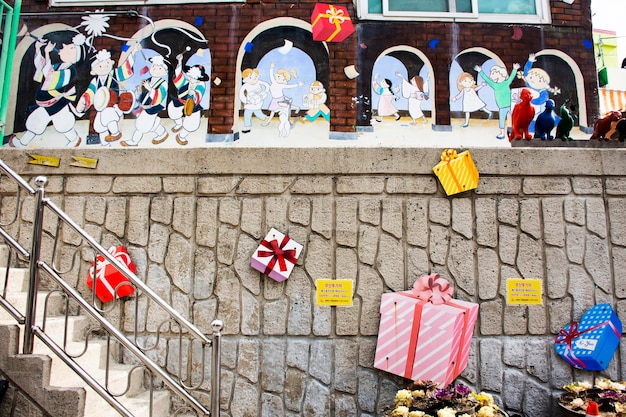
476,405,497,417
569,398,585,409
394,389,413,407
436,407,456,417
408,412,426,417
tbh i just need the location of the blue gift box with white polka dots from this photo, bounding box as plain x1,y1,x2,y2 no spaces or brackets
554,303,622,371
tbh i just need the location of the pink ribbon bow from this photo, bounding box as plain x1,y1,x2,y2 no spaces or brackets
411,273,453,304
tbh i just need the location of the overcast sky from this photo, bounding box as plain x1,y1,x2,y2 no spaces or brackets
591,0,625,57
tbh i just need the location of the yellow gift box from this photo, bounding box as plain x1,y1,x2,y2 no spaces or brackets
432,149,479,196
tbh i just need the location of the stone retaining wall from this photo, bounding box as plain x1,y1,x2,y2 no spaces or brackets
0,147,624,416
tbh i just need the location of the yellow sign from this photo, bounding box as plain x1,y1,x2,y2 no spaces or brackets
28,154,60,167
506,278,543,305
70,156,98,169
316,279,353,306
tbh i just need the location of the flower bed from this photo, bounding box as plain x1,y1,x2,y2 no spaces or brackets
559,379,626,416
383,380,508,417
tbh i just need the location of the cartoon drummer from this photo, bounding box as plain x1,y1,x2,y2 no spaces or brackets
75,48,135,144
166,48,211,146
122,53,169,147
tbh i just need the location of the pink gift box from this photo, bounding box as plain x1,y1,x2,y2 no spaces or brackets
374,291,478,386
251,228,303,282
311,3,355,43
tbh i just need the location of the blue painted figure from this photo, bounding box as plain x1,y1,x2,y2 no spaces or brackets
534,99,556,140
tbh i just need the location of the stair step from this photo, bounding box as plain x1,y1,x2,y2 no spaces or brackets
0,247,174,417
0,291,66,324
0,267,28,292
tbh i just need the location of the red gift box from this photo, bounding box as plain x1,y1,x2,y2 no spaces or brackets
374,274,478,385
311,3,355,43
87,246,136,303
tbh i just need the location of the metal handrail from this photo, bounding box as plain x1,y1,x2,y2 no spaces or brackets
0,160,222,416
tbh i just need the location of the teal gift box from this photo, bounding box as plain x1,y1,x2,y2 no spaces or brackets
554,304,622,371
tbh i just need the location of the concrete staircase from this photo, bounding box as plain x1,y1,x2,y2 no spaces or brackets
0,247,170,417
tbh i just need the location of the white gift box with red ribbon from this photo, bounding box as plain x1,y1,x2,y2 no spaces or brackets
374,273,479,386
251,228,303,282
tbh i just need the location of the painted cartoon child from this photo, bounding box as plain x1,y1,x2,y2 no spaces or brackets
262,63,303,126
397,72,429,125
518,53,560,113
10,33,85,148
239,68,270,133
372,74,400,122
122,54,169,147
301,81,330,122
452,72,492,128
75,49,134,144
167,50,210,146
475,62,520,139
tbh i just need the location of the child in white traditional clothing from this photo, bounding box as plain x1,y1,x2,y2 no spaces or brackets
373,74,400,122
397,72,429,125
452,72,492,128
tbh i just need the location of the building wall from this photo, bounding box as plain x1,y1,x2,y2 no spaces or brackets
0,147,624,416
5,0,599,148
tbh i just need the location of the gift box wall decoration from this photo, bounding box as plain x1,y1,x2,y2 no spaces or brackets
87,246,136,303
432,149,479,196
311,3,355,43
374,273,479,386
251,228,303,282
554,303,622,371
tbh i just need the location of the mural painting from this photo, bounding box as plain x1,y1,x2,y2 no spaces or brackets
235,21,331,143
7,13,213,149
449,48,584,143
2,11,591,149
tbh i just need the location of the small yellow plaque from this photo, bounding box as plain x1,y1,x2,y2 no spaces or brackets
316,279,353,306
28,154,60,167
70,156,98,169
506,278,543,305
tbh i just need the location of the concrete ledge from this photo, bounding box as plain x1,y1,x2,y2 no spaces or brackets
1,147,625,176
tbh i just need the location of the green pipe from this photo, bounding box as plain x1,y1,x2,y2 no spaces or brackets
0,0,21,143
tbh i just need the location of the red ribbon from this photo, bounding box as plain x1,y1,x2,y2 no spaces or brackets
555,320,621,369
257,235,298,276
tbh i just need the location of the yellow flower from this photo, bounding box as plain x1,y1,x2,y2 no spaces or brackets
411,389,426,399
473,392,495,406
391,406,410,417
615,402,626,413
408,412,426,417
436,407,456,417
564,381,592,394
395,389,413,407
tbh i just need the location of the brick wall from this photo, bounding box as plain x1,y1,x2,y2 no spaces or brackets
15,0,596,136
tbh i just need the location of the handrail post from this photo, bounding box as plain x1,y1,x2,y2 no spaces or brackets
210,319,223,417
23,176,47,354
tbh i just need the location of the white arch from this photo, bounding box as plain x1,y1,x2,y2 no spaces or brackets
535,49,588,129
233,18,319,132
373,45,437,123
453,46,506,69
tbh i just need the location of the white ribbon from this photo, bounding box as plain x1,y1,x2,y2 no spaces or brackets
88,246,131,297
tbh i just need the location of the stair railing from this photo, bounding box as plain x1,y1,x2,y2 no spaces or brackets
0,158,222,417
